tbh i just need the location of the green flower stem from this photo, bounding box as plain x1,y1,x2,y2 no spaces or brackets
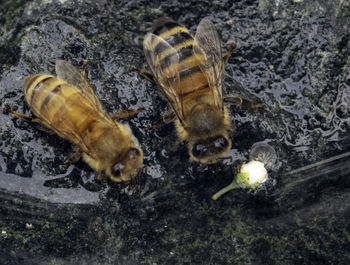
212,180,240,200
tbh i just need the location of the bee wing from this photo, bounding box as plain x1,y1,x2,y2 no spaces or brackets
55,60,106,113
143,33,186,123
193,18,224,110
37,87,100,154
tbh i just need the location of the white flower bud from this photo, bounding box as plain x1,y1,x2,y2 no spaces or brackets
238,161,268,188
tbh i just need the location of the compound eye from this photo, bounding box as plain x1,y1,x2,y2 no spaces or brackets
192,143,208,158
112,163,124,178
213,136,229,149
128,148,141,159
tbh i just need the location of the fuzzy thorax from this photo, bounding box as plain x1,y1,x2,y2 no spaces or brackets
82,121,143,182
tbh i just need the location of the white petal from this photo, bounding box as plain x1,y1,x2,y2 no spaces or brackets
241,161,268,185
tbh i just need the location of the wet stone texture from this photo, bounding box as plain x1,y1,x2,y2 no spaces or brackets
0,0,350,264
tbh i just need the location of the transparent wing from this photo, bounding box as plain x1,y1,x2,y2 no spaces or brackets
193,18,224,110
55,60,105,113
143,33,186,122
37,87,98,154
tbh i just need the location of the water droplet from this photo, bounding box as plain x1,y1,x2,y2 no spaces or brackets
249,142,277,170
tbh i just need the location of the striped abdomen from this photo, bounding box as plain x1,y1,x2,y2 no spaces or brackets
24,74,100,142
151,18,210,102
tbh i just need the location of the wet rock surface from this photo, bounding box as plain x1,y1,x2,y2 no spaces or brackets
0,0,349,264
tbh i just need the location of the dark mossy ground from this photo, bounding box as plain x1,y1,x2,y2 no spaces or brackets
0,0,350,264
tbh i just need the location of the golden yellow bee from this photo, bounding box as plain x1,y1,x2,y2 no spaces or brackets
141,17,236,164
4,60,143,182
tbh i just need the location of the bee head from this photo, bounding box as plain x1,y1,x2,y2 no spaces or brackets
189,134,231,164
183,105,232,164
108,147,143,182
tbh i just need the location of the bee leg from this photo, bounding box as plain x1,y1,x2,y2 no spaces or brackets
126,164,147,188
3,105,37,123
63,146,82,169
147,109,175,130
110,105,145,121
224,95,262,110
129,67,156,83
223,95,243,107
98,173,108,184
2,105,54,133
222,43,236,65
128,176,137,190
166,139,185,156
81,59,88,78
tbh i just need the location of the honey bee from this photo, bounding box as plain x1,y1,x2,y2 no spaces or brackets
142,17,236,164
4,60,143,182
